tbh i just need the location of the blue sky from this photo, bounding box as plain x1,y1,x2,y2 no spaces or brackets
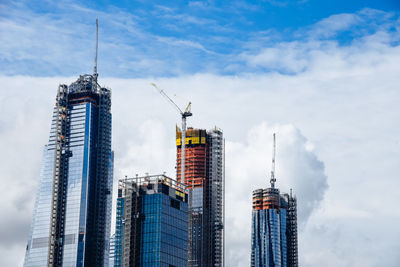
1,0,400,77
1,1,400,267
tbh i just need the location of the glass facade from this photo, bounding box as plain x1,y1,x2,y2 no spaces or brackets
251,189,297,267
251,209,283,267
139,193,187,266
114,175,188,267
109,234,116,267
23,148,55,266
24,74,113,267
114,196,124,267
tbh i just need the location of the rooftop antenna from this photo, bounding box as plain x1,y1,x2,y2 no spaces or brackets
93,19,99,82
270,133,276,188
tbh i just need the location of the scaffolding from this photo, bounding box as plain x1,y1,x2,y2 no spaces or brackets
208,128,225,267
119,178,140,267
47,84,69,267
287,192,298,267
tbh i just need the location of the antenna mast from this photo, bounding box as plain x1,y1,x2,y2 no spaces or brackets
94,19,99,81
270,133,276,188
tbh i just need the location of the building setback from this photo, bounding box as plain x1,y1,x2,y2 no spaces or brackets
114,174,188,267
23,74,113,267
176,127,225,267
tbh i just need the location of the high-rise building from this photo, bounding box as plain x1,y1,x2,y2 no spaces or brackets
250,134,298,267
114,174,188,267
251,189,298,267
176,127,225,267
23,71,113,266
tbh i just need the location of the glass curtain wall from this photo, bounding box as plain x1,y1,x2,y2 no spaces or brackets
23,75,113,267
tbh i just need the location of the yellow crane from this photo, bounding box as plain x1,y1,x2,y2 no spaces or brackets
151,83,192,184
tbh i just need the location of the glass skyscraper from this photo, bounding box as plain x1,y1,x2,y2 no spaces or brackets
114,174,188,267
176,127,225,267
23,73,113,267
251,188,298,267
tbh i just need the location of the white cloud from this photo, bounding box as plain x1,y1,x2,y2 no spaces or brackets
241,41,311,73
310,13,362,38
238,8,400,74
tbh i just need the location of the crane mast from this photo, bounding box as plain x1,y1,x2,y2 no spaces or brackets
180,102,192,185
151,83,192,184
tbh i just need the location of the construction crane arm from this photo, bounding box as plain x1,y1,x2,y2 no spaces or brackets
151,83,183,115
184,102,191,113
151,82,192,185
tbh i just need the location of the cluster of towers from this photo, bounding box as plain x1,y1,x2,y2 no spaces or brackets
23,22,297,267
112,127,225,267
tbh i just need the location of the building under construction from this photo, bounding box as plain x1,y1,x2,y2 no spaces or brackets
23,75,113,267
23,20,113,267
176,127,225,267
251,189,298,267
251,134,298,267
114,174,188,267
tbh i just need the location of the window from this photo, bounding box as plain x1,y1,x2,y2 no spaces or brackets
170,199,180,210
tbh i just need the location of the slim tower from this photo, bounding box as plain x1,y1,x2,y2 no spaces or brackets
24,21,113,267
251,134,298,267
176,127,225,267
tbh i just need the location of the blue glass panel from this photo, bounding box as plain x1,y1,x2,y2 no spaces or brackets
23,147,54,267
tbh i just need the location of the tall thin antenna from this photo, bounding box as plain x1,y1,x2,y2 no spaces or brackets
270,133,276,188
93,19,99,81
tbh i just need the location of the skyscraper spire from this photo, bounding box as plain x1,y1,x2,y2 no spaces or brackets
93,19,99,81
270,133,276,188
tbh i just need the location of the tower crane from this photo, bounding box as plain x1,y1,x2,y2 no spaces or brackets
151,83,192,184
